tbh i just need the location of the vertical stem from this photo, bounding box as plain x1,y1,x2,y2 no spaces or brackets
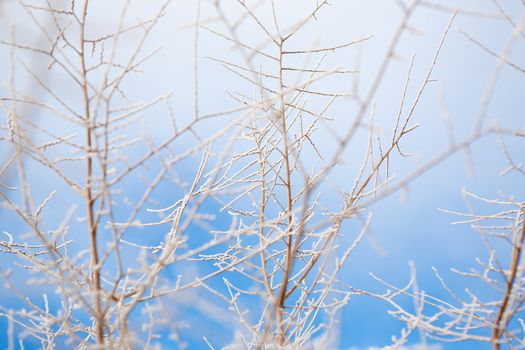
193,0,201,121
79,1,104,345
492,209,525,350
256,137,273,296
276,40,294,347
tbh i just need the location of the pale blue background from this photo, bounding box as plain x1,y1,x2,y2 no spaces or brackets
1,0,524,349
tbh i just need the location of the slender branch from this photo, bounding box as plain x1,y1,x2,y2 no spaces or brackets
492,209,525,349
78,0,104,345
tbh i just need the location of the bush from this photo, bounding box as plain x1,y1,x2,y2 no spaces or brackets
0,0,523,349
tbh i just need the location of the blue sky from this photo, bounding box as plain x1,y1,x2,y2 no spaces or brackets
1,0,524,349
